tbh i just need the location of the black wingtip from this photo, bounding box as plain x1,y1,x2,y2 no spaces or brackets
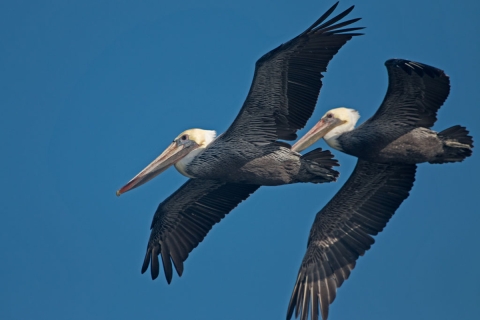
141,248,151,275
323,22,364,36
286,286,298,320
150,246,160,280
315,4,356,31
171,253,185,277
160,245,173,284
385,59,447,78
327,26,365,35
306,1,339,32
305,2,362,36
286,277,300,320
143,243,174,283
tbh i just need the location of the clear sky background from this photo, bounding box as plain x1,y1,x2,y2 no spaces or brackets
1,1,479,319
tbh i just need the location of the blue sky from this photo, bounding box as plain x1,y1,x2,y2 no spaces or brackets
1,1,479,319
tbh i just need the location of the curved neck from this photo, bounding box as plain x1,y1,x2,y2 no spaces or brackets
324,122,356,152
174,148,206,178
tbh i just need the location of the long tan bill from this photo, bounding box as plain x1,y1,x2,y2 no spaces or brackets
116,142,192,196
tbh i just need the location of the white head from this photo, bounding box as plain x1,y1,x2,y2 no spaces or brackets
322,108,360,150
292,107,360,152
173,129,216,177
116,128,216,195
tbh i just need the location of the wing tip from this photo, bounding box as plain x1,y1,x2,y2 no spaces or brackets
151,246,160,280
141,247,152,275
287,269,335,320
385,58,447,79
310,3,363,34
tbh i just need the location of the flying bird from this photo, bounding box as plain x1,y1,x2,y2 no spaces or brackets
287,59,473,320
116,2,363,284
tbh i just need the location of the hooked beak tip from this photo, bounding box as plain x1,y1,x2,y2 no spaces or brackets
116,190,122,197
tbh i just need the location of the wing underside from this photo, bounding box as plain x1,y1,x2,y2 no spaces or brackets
141,179,260,283
287,160,417,320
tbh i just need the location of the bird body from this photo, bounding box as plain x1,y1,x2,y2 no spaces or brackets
294,60,473,166
116,2,363,283
185,139,337,185
330,115,473,164
359,125,472,164
288,59,473,320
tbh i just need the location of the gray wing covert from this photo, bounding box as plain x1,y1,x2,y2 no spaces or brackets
142,179,260,283
287,160,417,320
220,3,363,146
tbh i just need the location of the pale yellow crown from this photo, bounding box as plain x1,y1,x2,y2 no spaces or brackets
322,107,360,124
175,128,217,147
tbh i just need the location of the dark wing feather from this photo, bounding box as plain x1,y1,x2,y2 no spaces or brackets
220,3,363,146
142,179,259,283
287,160,417,320
359,59,450,142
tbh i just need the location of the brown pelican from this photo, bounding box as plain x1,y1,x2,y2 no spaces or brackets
116,3,363,283
287,59,473,320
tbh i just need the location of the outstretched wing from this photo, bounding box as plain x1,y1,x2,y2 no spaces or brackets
220,2,363,146
359,59,450,142
142,179,260,283
287,160,417,320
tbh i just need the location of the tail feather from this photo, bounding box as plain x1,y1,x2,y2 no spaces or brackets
301,148,340,182
438,125,474,146
301,148,339,167
431,125,473,164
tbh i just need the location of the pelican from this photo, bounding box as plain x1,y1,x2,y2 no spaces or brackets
287,59,473,320
117,3,363,283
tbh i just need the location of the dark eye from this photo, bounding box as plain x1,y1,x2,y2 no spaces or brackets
181,134,188,141
326,113,333,119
